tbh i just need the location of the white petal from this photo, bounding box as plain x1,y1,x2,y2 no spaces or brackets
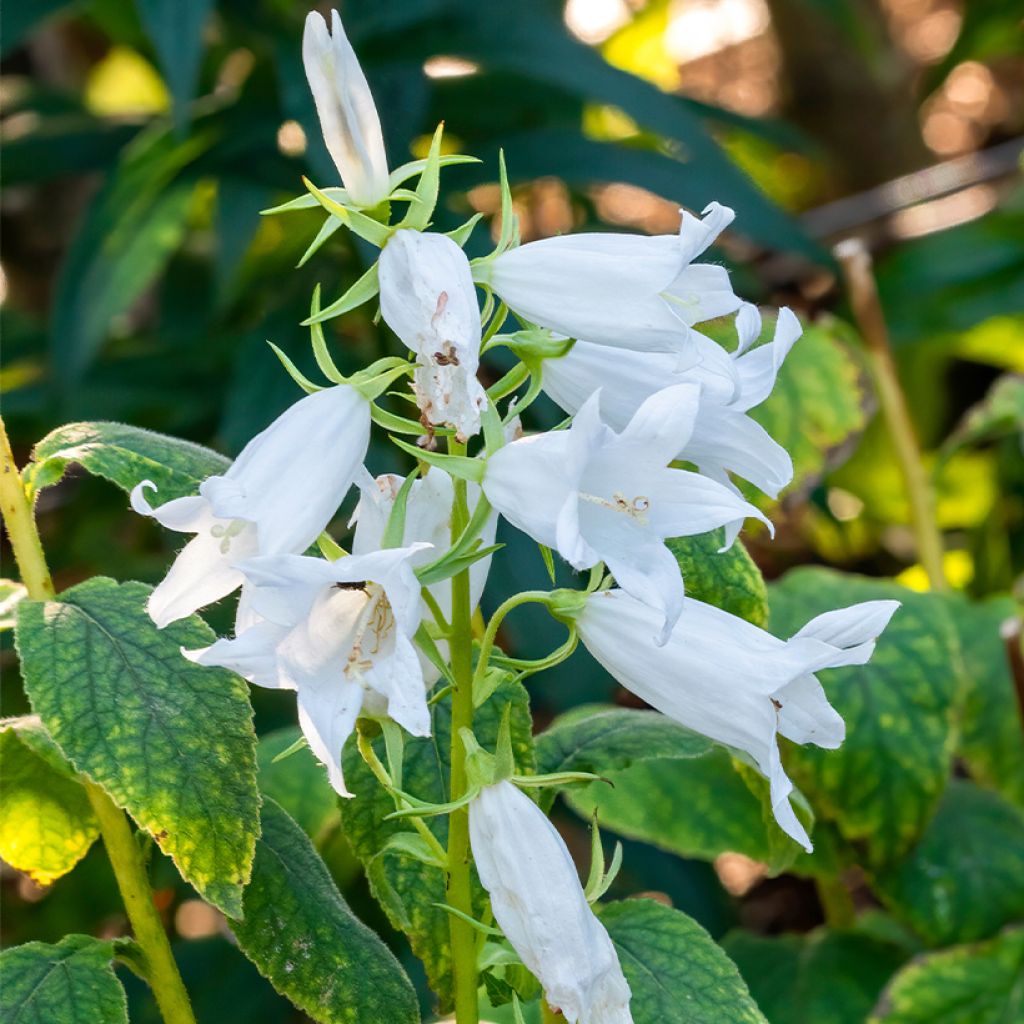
602,539,685,644
215,386,370,555
363,633,431,737
302,10,389,207
767,742,812,852
297,678,364,797
732,307,802,412
733,302,762,357
235,553,339,627
469,782,633,1023
676,201,735,264
793,599,901,650
131,481,212,533
775,674,844,748
183,619,292,691
613,382,700,465
662,264,741,327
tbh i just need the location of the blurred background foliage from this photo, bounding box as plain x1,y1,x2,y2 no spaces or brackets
2,1,1023,1022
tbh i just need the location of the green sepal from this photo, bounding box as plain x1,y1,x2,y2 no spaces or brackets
584,818,623,904
547,587,588,623
307,285,347,384
303,260,380,326
417,543,502,587
480,400,505,453
414,625,456,687
352,362,414,402
473,664,510,709
447,212,484,247
317,531,347,561
301,176,391,247
493,328,576,362
493,705,515,782
383,785,479,821
381,468,421,549
297,215,343,267
390,435,486,483
538,544,557,584
371,404,453,437
417,491,495,586
486,361,530,403
496,149,519,253
267,342,322,394
433,902,504,937
387,153,480,193
398,123,444,231
380,831,447,871
270,733,309,765
509,770,603,789
261,187,349,215
461,727,499,790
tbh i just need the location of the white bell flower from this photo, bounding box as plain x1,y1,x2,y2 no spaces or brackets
185,545,432,797
469,780,633,1024
350,467,497,618
576,589,900,851
303,9,390,208
540,304,803,503
379,230,487,441
131,386,370,629
482,384,768,641
478,202,741,384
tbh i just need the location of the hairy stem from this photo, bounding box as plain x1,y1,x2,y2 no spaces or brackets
85,784,198,1024
447,440,479,1023
835,240,947,590
0,416,196,1024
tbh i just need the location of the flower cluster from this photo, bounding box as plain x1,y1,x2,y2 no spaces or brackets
133,10,898,1023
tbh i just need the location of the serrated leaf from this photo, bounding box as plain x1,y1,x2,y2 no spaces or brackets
723,928,908,1024
949,594,1024,807
0,934,127,1024
535,704,712,776
768,568,964,866
0,717,99,885
229,799,419,1024
872,781,1024,947
15,577,259,916
26,421,229,501
600,899,767,1023
0,578,29,630
339,676,534,1007
256,727,338,840
566,747,808,873
667,529,768,626
872,927,1024,1023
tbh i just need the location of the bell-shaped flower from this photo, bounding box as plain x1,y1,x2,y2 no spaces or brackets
478,202,741,383
303,9,389,208
469,780,633,1024
540,304,802,506
185,545,431,796
379,230,487,441
575,589,900,850
482,384,768,641
130,386,370,629
351,467,496,618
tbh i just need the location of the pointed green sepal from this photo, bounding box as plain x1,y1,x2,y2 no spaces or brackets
297,215,344,267
383,785,479,821
493,705,515,783
301,177,392,247
317,531,347,561
307,285,348,384
398,123,444,231
302,260,380,326
380,832,447,871
387,153,480,193
461,727,498,790
433,903,504,937
269,734,309,765
447,212,484,248
352,362,414,402
381,468,420,549
261,187,349,215
389,435,486,483
267,342,323,393
547,587,588,624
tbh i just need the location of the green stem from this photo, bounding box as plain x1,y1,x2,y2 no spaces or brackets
472,590,554,693
835,240,947,590
85,784,198,1024
815,874,856,929
447,440,479,1024
0,416,196,1024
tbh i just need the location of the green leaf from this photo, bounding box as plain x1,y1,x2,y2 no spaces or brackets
339,676,534,1007
949,594,1024,807
134,0,214,133
723,928,908,1024
566,747,807,873
768,568,964,866
0,578,29,630
256,727,339,840
0,934,128,1024
942,373,1024,457
15,577,259,917
872,781,1024,947
230,799,419,1024
872,927,1024,1023
667,530,768,626
600,899,767,1023
0,717,99,885
26,421,229,501
535,704,711,776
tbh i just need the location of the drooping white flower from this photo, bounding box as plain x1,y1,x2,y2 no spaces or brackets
478,202,741,384
131,386,370,629
540,304,803,504
303,9,389,208
185,545,431,796
576,590,900,850
350,467,497,617
482,384,768,641
378,230,487,441
469,781,633,1024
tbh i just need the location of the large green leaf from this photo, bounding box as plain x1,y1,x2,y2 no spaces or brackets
566,747,808,874
667,529,768,626
872,781,1024,947
339,675,534,1007
230,799,419,1024
942,373,1024,456
535,704,712,776
600,899,767,1023
768,568,964,866
15,577,259,916
0,935,128,1024
256,727,339,840
26,421,229,501
872,927,1024,1023
134,0,214,132
723,928,908,1024
0,717,98,885
949,594,1024,807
